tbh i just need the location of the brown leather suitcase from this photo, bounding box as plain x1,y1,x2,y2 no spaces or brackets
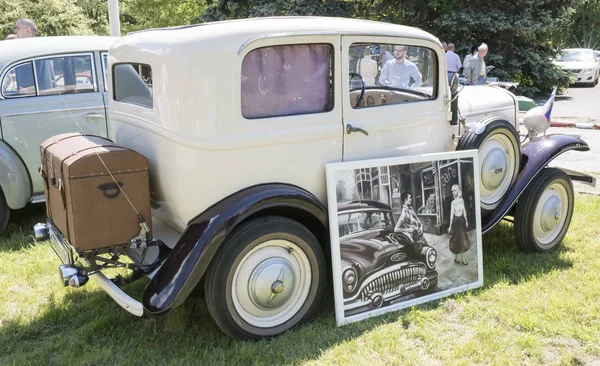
40,133,152,252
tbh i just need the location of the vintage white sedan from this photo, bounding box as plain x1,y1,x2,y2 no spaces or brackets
35,16,591,341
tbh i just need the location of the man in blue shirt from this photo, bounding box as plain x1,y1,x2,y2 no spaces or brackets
379,45,422,89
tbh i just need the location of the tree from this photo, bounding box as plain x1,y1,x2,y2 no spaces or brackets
0,0,94,38
120,0,206,34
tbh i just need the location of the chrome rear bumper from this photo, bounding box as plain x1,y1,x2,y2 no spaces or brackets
35,220,145,317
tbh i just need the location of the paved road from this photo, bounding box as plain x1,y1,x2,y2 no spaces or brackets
525,83,600,193
544,83,600,123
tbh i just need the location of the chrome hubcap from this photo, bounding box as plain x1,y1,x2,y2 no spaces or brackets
533,183,569,246
232,239,312,328
482,148,508,190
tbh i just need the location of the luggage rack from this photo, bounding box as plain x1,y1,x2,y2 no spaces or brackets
34,220,170,289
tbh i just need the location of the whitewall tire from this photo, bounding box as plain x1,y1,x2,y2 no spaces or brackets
204,216,326,340
514,168,574,252
457,118,521,213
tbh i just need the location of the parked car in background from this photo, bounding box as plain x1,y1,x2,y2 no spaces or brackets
553,48,600,86
33,16,592,341
0,36,118,232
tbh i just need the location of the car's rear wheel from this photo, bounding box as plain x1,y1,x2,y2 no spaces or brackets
457,118,521,213
0,187,10,234
513,168,574,252
204,216,326,341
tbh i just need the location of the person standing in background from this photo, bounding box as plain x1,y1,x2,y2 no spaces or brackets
15,18,37,38
445,43,462,84
465,43,488,85
356,46,378,86
441,41,448,52
462,44,478,79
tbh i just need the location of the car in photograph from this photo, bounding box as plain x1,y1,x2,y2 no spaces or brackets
0,35,119,232
553,48,600,86
337,200,438,317
33,16,592,341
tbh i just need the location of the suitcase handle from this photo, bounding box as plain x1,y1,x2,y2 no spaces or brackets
98,181,124,199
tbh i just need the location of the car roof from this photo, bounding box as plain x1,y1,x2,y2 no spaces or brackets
338,200,392,212
0,36,119,69
116,16,440,54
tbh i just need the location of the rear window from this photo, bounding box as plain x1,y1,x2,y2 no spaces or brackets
241,43,334,119
113,63,153,108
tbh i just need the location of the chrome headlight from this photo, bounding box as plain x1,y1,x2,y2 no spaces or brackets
342,266,358,292
426,248,437,269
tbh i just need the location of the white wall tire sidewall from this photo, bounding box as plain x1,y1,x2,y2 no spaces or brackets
532,180,570,248
478,131,518,211
231,239,312,328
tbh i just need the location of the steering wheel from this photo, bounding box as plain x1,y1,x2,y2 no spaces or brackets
349,72,365,108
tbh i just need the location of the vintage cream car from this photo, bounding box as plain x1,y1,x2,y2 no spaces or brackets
35,17,591,341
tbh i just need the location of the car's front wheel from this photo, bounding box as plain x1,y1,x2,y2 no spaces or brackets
204,216,326,341
513,168,574,252
0,187,10,234
457,118,521,213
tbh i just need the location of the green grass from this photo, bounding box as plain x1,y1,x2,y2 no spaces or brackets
1,196,600,365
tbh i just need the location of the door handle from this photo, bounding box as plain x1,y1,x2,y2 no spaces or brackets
346,124,369,136
84,113,104,119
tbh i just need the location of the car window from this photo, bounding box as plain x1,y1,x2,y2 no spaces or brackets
34,54,95,96
349,43,437,109
338,210,393,237
113,63,153,108
2,62,36,98
241,43,334,119
557,50,594,62
102,53,108,92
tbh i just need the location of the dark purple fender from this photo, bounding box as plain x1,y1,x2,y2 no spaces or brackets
142,183,328,316
482,134,590,233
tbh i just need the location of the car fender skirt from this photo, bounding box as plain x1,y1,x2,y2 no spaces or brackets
0,140,32,209
142,183,328,316
482,134,589,233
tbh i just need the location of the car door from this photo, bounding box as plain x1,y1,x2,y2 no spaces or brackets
0,52,108,196
341,36,453,162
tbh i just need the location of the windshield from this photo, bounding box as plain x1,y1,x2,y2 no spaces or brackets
556,50,594,62
338,210,394,238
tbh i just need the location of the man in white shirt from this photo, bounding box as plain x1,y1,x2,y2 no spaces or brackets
356,46,378,86
445,43,462,84
379,45,422,89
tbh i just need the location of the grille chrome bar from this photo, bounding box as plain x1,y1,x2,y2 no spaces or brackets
360,265,426,301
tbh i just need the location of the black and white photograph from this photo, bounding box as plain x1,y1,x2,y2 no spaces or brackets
326,150,483,326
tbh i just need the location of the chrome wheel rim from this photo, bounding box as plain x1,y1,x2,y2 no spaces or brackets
479,133,516,208
533,182,569,246
231,239,312,328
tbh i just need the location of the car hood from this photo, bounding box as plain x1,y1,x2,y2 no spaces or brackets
554,61,597,69
457,85,517,123
340,230,415,273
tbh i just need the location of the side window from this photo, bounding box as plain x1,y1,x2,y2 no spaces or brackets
2,62,36,98
34,55,95,96
241,43,334,119
349,43,437,109
102,53,108,92
113,63,153,108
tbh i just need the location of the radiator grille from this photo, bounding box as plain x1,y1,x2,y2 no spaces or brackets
360,265,426,301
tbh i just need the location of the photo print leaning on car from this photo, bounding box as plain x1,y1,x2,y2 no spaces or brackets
326,150,484,325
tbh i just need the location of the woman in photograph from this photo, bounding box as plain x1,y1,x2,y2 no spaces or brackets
448,184,470,265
